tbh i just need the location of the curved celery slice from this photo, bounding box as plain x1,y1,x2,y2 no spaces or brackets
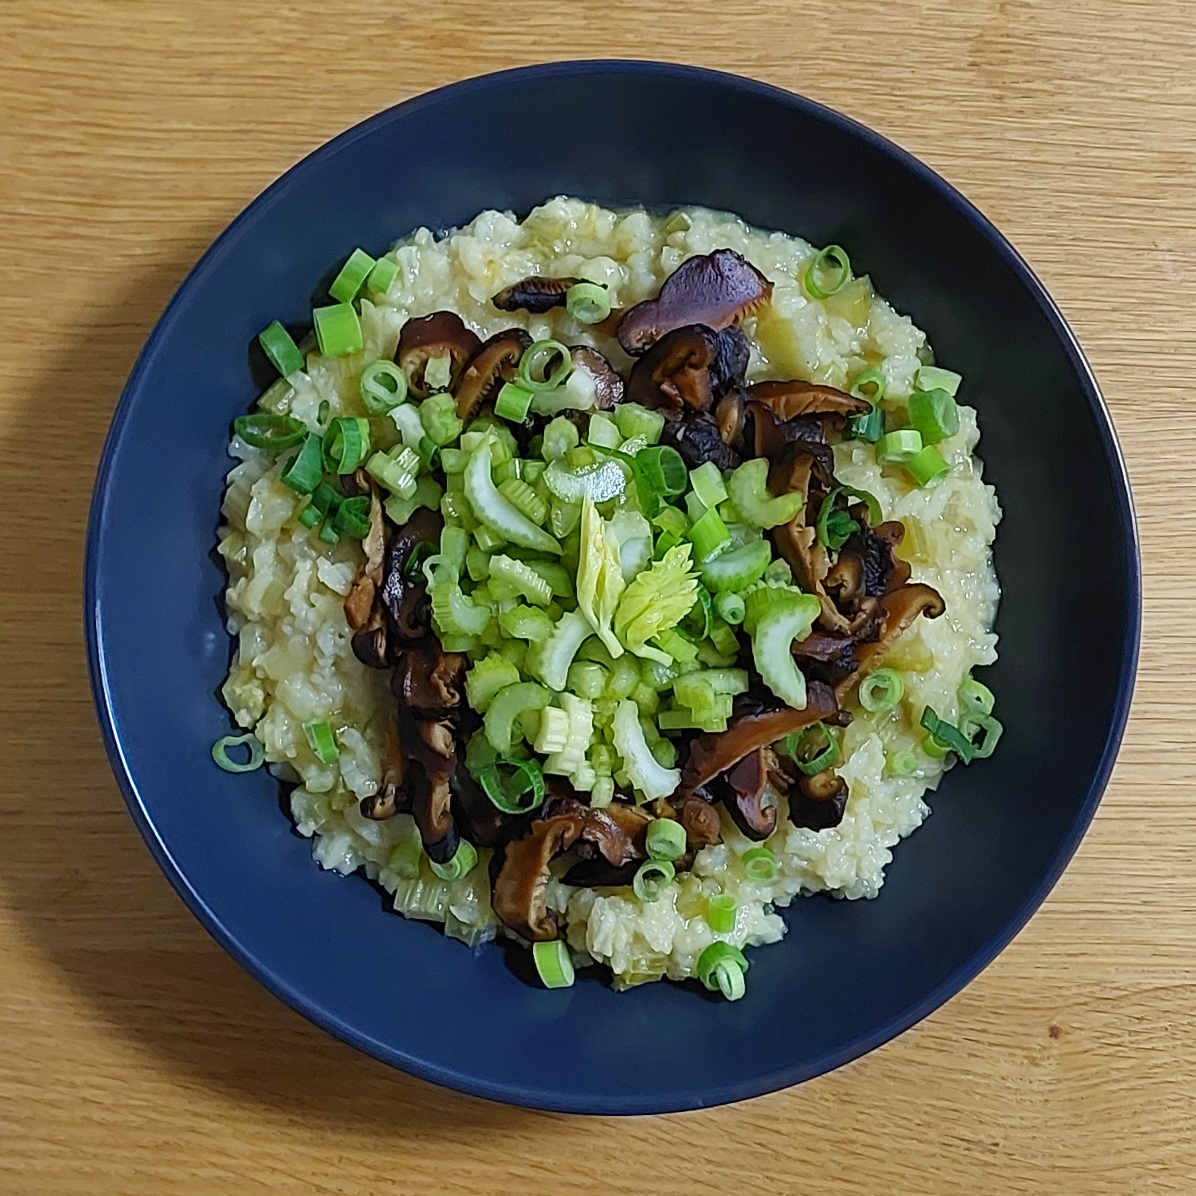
612,699,680,802
465,438,560,554
484,681,552,755
465,652,521,714
531,610,594,692
727,458,805,529
489,554,553,607
699,538,772,594
429,581,491,639
498,604,555,642
750,593,821,709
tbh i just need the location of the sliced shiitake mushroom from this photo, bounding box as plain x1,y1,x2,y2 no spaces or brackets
455,328,532,422
395,311,480,399
491,275,580,314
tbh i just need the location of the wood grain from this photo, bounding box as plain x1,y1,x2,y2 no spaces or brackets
1,1,1194,1191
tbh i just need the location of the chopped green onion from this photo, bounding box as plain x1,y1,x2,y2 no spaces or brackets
850,369,886,402
690,461,729,510
637,446,688,497
312,303,363,358
960,712,1003,759
280,434,324,495
366,255,399,295
908,387,960,445
688,506,731,560
959,677,996,715
302,720,339,763
495,381,534,423
310,480,342,514
333,495,371,538
906,444,951,488
915,365,962,396
360,359,408,413
297,504,321,529
478,757,546,815
211,733,264,773
565,281,611,324
682,584,714,642
233,413,306,452
803,244,851,299
706,893,737,934
858,668,905,713
318,519,340,545
713,591,746,624
329,247,375,304
708,618,740,657
848,405,885,443
322,416,371,474
614,403,665,444
696,942,748,1000
741,846,778,883
876,428,923,465
633,859,675,902
517,339,573,393
816,492,860,553
429,839,479,883
887,749,920,777
258,321,305,377
920,706,975,763
790,723,840,776
532,939,575,989
646,818,687,861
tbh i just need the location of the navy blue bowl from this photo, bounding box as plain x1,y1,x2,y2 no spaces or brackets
85,61,1138,1114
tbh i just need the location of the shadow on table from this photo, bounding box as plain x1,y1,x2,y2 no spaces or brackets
0,253,541,1139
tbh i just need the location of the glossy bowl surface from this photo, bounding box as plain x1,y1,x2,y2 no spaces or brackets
86,61,1139,1114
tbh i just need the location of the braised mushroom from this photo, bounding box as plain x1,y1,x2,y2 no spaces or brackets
746,379,871,424
681,683,843,795
379,506,443,648
570,346,625,409
492,804,587,940
837,583,946,698
344,486,388,667
400,715,459,863
455,328,532,422
491,275,581,314
359,716,408,820
709,746,779,840
678,792,723,847
577,800,650,866
625,324,723,416
395,311,481,399
661,412,743,471
788,769,849,830
618,250,772,354
714,391,746,450
791,628,861,685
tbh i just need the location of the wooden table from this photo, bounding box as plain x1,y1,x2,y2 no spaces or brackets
1,2,1191,1191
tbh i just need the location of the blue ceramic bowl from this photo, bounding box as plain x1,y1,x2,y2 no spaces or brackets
85,61,1139,1114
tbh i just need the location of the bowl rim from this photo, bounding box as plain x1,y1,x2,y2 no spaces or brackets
84,58,1141,1114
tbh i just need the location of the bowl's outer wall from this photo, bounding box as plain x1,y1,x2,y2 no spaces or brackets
87,62,1138,1114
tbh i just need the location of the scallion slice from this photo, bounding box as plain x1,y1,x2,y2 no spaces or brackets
280,434,324,495
696,942,749,1001
233,413,306,452
959,677,996,715
687,506,731,560
645,818,687,861
960,712,1003,759
517,340,573,393
633,859,675,902
858,668,905,713
302,720,340,764
258,321,305,377
360,359,407,413
876,429,923,465
803,244,851,299
495,381,534,423
706,893,737,934
478,758,546,815
848,405,885,443
565,281,612,324
297,503,321,529
211,733,264,773
366,256,399,295
333,495,371,538
329,248,375,304
319,521,340,545
908,387,960,445
741,846,778,883
637,446,688,496
322,416,371,474
915,365,962,396
790,723,840,776
849,368,887,403
887,749,919,777
532,939,575,989
713,591,745,625
920,706,975,763
816,492,861,553
906,444,951,488
313,302,364,358
429,839,479,883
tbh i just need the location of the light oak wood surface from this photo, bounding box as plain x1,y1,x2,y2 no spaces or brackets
1,1,1192,1192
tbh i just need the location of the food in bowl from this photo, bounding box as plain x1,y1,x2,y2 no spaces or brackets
213,197,1002,998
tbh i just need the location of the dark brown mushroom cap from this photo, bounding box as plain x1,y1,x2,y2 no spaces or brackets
792,628,861,686
450,765,533,848
836,583,946,699
359,716,409,820
714,391,746,450
678,793,723,847
575,800,650,866
748,403,836,472
711,746,779,841
393,647,467,717
681,682,842,795
492,805,586,940
379,506,443,646
625,324,722,416
455,328,532,422
617,250,772,354
789,770,848,830
570,346,625,410
746,379,871,424
403,715,459,863
491,275,580,314
660,412,743,472
395,311,481,399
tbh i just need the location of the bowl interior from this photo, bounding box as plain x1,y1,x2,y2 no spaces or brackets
87,61,1138,1114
